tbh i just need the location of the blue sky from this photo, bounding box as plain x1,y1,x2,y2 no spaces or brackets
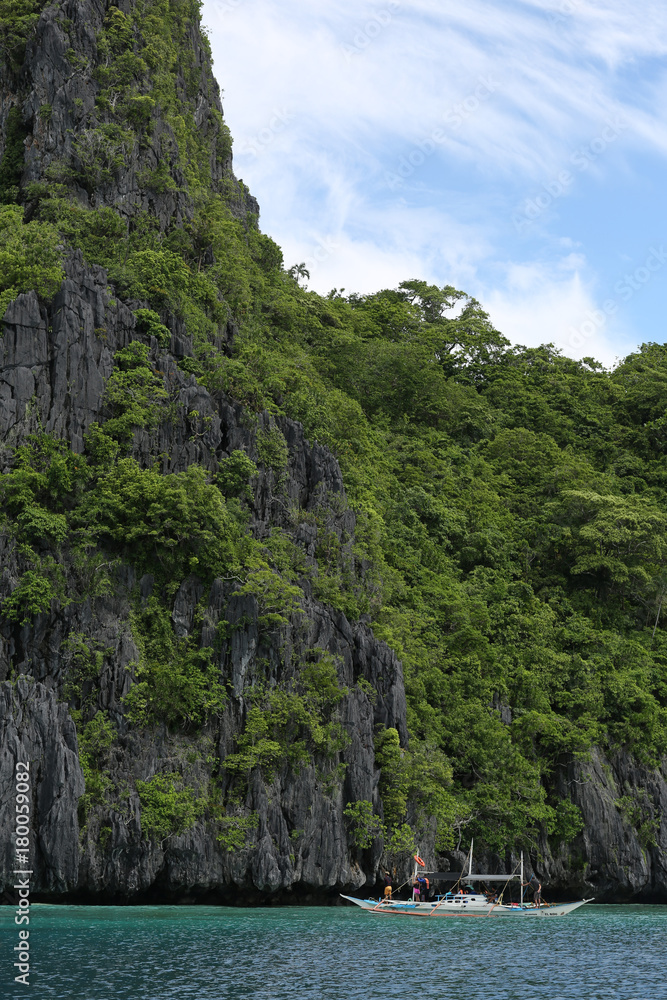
201,0,667,367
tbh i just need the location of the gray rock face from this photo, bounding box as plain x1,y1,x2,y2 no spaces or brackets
3,0,257,225
0,255,128,454
0,678,84,894
539,749,667,901
0,247,408,901
2,0,667,907
453,747,667,903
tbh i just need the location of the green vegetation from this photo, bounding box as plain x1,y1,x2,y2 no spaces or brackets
615,791,657,849
224,651,349,782
216,812,258,852
2,0,667,861
62,632,107,708
1,569,57,623
0,0,46,71
82,458,247,578
343,800,383,850
59,634,117,825
0,108,29,202
193,275,667,851
216,450,257,502
99,341,168,442
134,308,171,347
0,204,64,314
77,711,116,813
0,423,254,735
237,567,303,632
136,772,205,841
124,598,225,729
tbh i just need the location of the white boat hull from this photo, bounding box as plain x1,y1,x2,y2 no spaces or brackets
340,895,593,918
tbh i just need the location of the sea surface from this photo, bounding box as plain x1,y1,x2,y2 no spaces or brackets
1,902,665,999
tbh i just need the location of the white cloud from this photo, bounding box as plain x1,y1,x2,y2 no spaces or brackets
284,202,493,296
481,257,635,367
205,0,667,193
202,0,667,363
207,0,665,170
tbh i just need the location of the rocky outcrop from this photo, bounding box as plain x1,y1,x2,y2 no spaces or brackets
0,537,404,901
0,678,84,893
538,749,667,902
0,246,407,901
0,254,129,454
2,0,667,907
3,0,257,224
442,748,667,903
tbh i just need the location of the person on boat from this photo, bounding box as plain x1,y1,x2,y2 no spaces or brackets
523,873,542,905
412,878,421,901
382,872,392,900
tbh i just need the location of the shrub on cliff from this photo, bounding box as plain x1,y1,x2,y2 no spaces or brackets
0,0,45,70
82,459,247,580
136,773,205,841
124,598,225,730
0,205,64,314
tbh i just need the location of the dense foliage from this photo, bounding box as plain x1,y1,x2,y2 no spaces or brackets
2,0,667,856
0,0,47,71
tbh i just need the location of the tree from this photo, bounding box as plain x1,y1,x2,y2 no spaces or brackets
552,490,667,601
287,262,310,284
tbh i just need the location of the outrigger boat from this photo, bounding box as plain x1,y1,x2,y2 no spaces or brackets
341,842,593,918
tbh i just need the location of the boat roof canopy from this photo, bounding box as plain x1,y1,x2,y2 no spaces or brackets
427,873,519,882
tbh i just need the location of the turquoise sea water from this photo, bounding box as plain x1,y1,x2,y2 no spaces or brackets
1,903,665,999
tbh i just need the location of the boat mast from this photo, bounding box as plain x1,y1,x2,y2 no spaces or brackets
468,839,473,880
520,850,524,906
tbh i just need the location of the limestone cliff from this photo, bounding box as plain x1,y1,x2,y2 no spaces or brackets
0,253,406,900
1,0,667,905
